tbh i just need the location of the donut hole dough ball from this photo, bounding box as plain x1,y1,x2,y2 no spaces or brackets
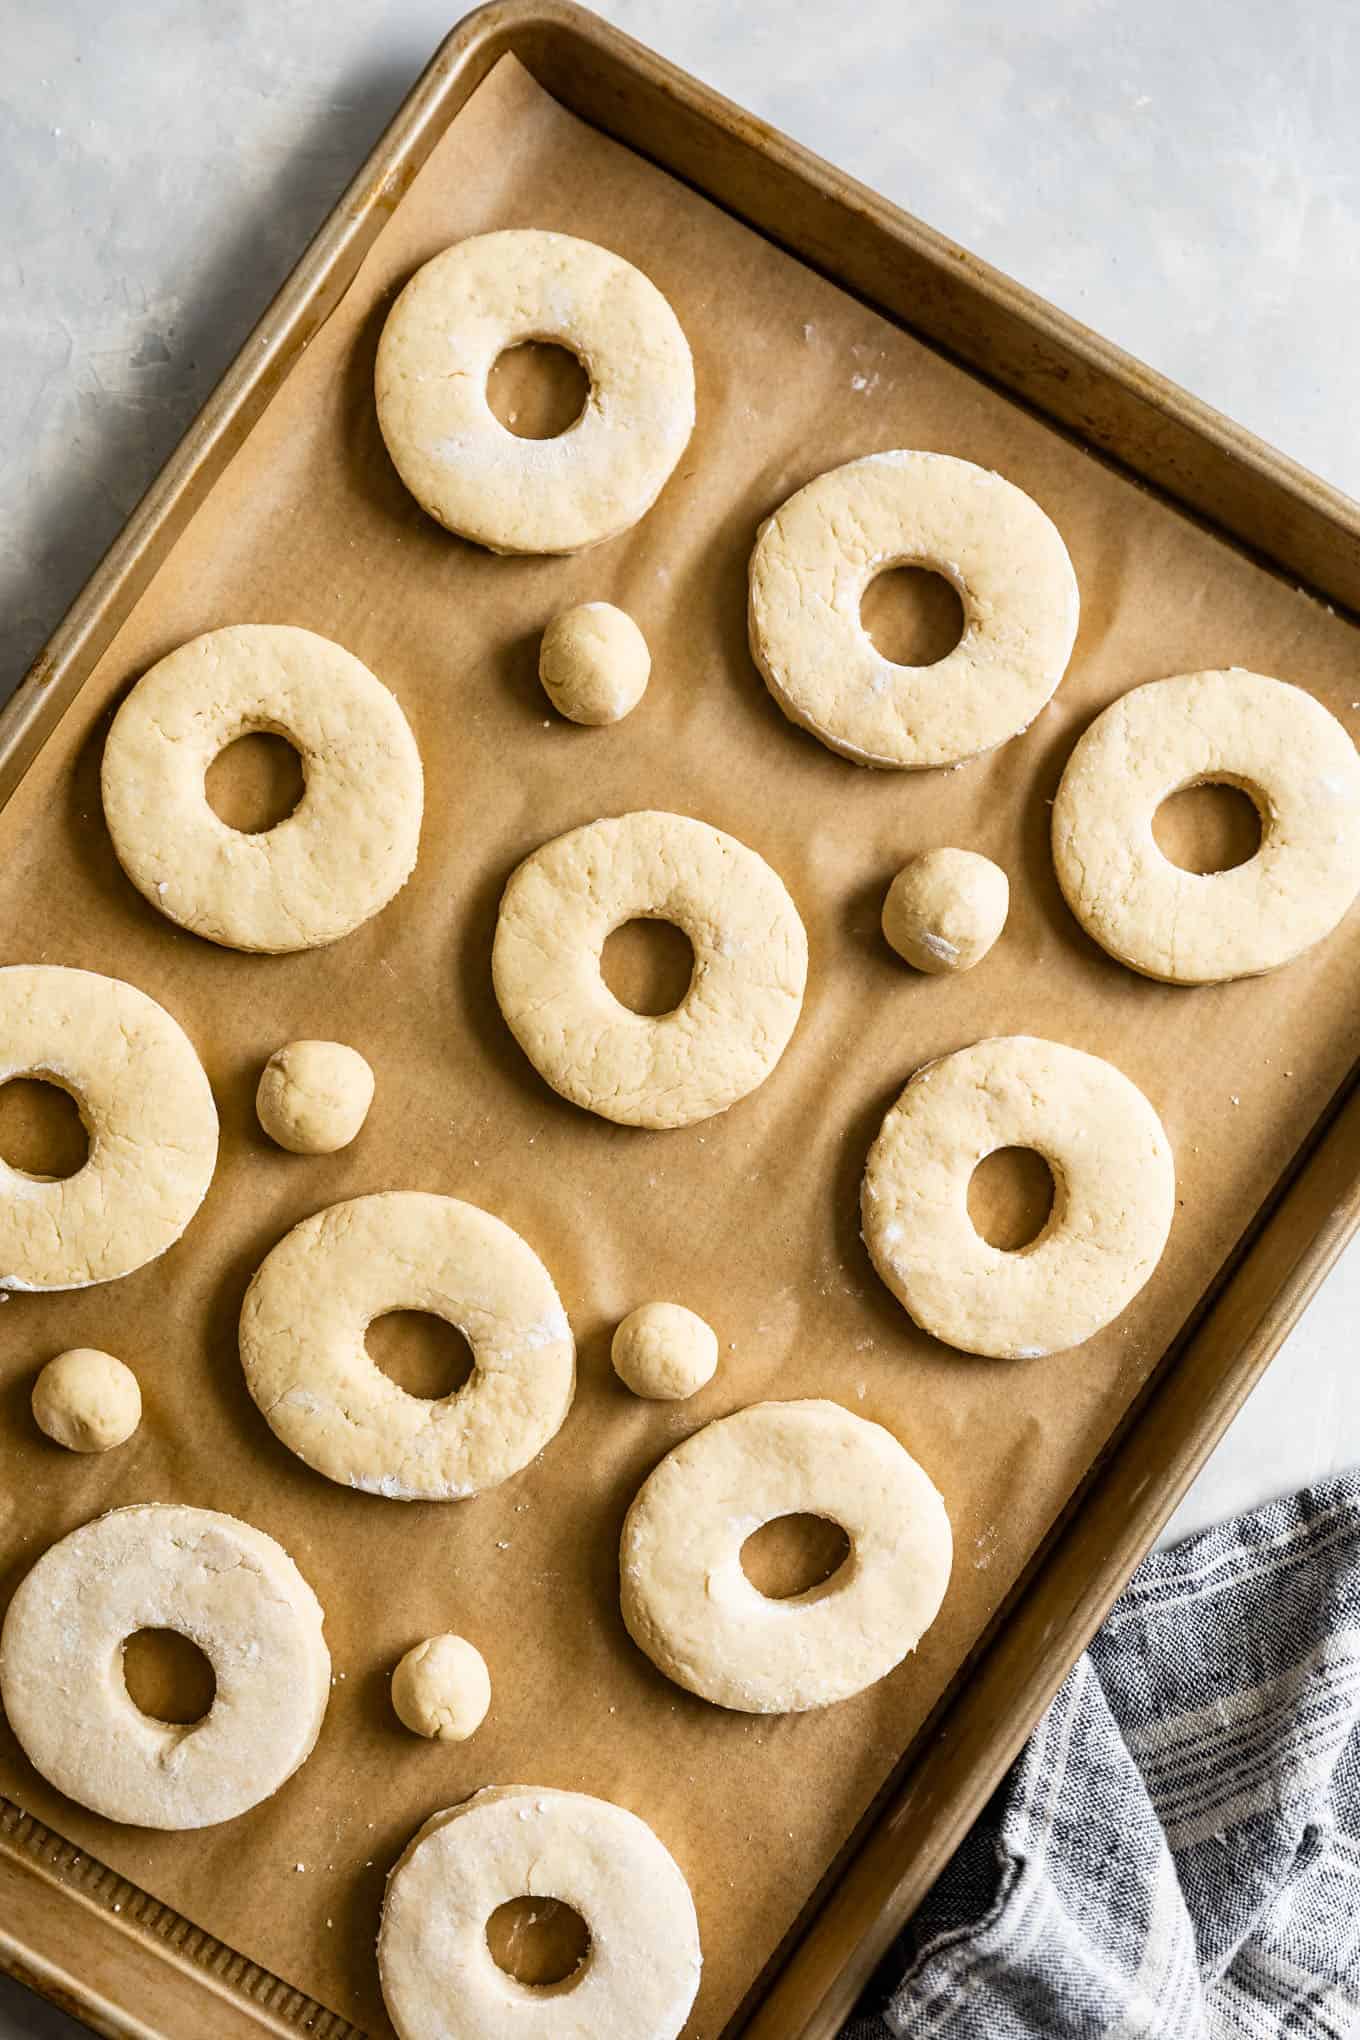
375,229,696,557
32,1348,142,1453
539,603,650,725
0,1504,330,1829
101,624,423,954
391,1634,491,1741
1053,668,1360,984
612,1302,717,1401
749,451,1080,769
239,1192,575,1501
862,1035,1175,1359
379,1787,702,2040
883,848,1009,974
257,1040,375,1154
493,811,808,1129
621,1400,951,1713
0,965,218,1293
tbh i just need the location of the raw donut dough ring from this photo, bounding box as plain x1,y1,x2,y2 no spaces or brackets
101,624,423,953
0,1504,330,1829
375,230,696,556
620,1399,951,1713
239,1192,575,1501
862,1035,1175,1359
748,451,1080,768
1052,668,1360,984
379,1786,702,2040
492,810,808,1129
0,965,218,1292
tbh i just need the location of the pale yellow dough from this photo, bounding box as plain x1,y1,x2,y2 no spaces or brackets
749,451,1079,768
492,811,808,1129
379,1787,702,2040
0,965,218,1292
883,848,1009,973
256,1040,375,1153
101,624,423,953
391,1634,491,1741
239,1192,575,1500
539,603,651,724
375,230,695,556
620,1399,952,1713
1052,668,1360,983
862,1035,1175,1359
32,1348,141,1452
611,1302,717,1400
0,1504,330,1829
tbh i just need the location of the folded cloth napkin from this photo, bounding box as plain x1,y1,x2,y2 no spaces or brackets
845,1469,1360,2040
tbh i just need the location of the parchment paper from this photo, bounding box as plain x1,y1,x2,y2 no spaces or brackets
2,53,1359,2038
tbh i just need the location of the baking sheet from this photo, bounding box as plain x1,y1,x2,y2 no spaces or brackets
2,50,1359,2038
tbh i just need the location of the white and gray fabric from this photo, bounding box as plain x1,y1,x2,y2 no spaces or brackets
845,1469,1360,2039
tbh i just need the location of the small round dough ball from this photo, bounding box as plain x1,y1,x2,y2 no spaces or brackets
391,1635,491,1742
882,848,1009,974
538,603,650,725
32,1349,141,1453
256,1040,375,1155
612,1302,718,1401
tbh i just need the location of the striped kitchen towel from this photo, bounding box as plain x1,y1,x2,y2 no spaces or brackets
845,1468,1360,2039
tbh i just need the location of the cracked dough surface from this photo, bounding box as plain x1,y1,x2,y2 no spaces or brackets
492,810,808,1129
379,1786,701,2040
1052,667,1360,983
620,1399,952,1713
375,229,695,556
101,624,423,953
238,1192,575,1501
0,964,218,1292
748,450,1080,768
862,1035,1175,1359
0,1504,330,1829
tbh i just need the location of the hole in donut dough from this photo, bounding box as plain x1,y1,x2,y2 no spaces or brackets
365,1311,476,1401
122,1628,217,1726
0,1077,90,1180
740,1514,852,1600
1152,780,1262,875
967,1146,1056,1252
486,1896,592,1990
205,731,305,835
487,341,590,441
860,564,965,668
600,918,697,1017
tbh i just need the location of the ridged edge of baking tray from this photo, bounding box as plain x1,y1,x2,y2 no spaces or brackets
3,5,1359,2035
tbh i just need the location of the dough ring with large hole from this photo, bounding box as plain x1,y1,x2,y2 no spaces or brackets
862,1035,1175,1359
492,811,808,1129
239,1192,575,1500
375,229,696,556
0,965,218,1292
0,1504,330,1829
1052,668,1360,984
101,624,423,953
379,1786,702,2040
748,451,1080,768
620,1399,951,1713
